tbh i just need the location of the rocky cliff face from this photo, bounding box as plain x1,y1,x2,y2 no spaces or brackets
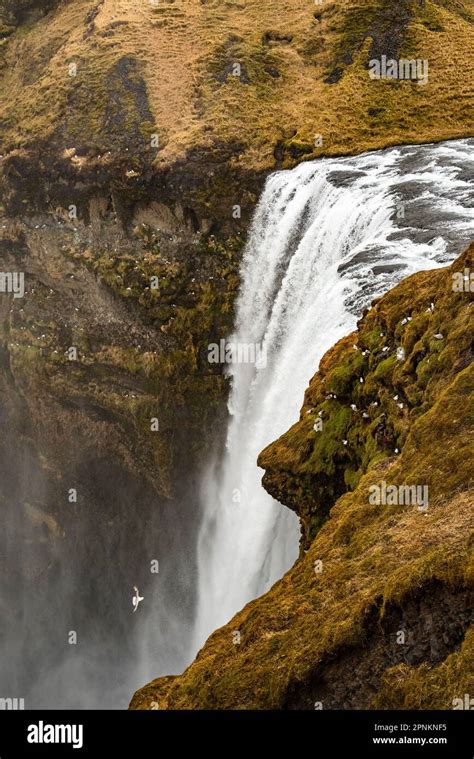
0,131,249,705
131,248,473,709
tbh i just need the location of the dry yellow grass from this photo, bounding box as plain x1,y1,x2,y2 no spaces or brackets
0,0,473,171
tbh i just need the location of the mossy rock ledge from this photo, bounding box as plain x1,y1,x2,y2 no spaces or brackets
131,245,473,710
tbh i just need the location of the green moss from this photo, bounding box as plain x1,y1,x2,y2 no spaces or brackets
325,351,364,396
344,466,362,490
282,135,315,159
363,328,384,352
373,354,397,384
416,352,439,387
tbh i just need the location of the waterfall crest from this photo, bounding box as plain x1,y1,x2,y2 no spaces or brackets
193,138,474,651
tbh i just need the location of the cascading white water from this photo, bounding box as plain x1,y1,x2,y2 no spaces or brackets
192,138,474,651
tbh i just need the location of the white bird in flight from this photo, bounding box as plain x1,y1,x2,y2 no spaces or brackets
132,586,144,613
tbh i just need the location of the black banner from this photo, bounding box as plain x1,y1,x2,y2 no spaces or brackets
0,710,471,756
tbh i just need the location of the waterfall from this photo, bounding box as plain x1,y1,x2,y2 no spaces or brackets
3,140,472,710
192,138,474,651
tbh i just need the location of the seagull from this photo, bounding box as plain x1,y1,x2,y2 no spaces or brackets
132,586,144,613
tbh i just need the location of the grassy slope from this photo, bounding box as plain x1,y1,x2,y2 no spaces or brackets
130,247,473,709
0,0,473,173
